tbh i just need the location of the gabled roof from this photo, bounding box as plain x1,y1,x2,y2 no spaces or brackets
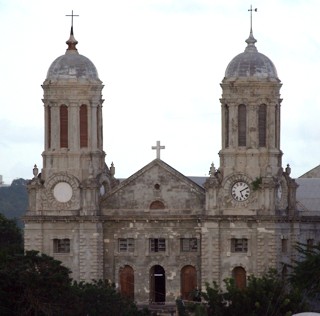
105,159,205,197
299,165,320,178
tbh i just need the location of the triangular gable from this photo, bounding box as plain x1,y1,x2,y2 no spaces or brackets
105,159,205,197
101,159,205,212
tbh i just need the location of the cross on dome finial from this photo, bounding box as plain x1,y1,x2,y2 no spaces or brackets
245,5,258,50
65,10,79,51
66,10,79,31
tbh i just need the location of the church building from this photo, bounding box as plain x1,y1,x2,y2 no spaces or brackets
24,19,320,305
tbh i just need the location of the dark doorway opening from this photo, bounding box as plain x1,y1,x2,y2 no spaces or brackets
150,265,166,303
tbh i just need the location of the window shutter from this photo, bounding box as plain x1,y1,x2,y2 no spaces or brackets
60,105,68,148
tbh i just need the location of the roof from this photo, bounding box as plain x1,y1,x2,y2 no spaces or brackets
225,32,278,80
46,27,99,81
296,178,320,213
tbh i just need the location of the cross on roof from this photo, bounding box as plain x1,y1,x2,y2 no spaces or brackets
152,141,165,159
66,10,79,29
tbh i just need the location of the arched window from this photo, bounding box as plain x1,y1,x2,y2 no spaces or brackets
60,105,68,148
275,104,280,148
80,104,88,148
150,200,165,210
119,265,134,300
224,104,229,148
233,266,246,290
48,106,51,149
258,104,267,147
181,265,197,300
238,104,246,146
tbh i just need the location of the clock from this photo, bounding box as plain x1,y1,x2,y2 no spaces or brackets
231,181,250,201
53,182,73,203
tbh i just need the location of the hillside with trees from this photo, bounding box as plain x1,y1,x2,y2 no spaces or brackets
0,178,28,226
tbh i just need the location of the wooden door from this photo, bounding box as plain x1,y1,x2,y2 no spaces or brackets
119,265,134,300
233,266,246,290
181,265,197,300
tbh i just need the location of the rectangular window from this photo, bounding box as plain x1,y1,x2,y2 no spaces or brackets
307,238,314,250
118,238,134,252
150,238,166,252
181,238,198,252
231,238,248,253
281,239,288,253
53,238,70,253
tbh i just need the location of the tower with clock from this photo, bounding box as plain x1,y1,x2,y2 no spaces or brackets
202,16,298,286
24,22,116,281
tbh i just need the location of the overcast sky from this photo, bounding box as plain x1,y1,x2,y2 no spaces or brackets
0,0,319,184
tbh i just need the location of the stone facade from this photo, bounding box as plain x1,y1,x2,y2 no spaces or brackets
24,27,320,305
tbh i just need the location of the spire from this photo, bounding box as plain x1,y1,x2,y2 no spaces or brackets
245,5,258,52
66,27,78,51
65,10,79,52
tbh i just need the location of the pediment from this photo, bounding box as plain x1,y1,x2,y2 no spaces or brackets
101,159,205,213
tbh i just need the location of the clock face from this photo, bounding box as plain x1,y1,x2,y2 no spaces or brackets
231,181,250,201
53,182,73,203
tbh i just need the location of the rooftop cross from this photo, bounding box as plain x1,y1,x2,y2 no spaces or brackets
66,10,79,29
152,141,165,159
248,5,257,34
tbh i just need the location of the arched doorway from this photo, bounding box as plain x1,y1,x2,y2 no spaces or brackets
150,265,166,303
119,265,134,300
181,265,197,300
232,266,246,290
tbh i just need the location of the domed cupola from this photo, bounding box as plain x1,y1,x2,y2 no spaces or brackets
219,11,283,184
224,29,278,80
41,26,105,182
46,27,100,82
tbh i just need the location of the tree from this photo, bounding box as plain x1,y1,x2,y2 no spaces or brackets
0,213,23,259
72,279,150,316
290,242,320,310
186,270,307,316
0,178,28,225
0,250,76,316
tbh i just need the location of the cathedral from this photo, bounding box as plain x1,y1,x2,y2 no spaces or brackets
24,20,320,306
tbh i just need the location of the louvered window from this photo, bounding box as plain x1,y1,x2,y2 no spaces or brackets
225,104,229,148
60,105,68,148
238,104,246,146
258,104,267,147
80,104,88,148
48,106,51,149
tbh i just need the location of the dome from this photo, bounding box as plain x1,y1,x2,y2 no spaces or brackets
225,32,278,80
46,29,99,81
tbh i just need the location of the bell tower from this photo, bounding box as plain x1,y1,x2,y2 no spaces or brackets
205,16,297,216
24,23,114,281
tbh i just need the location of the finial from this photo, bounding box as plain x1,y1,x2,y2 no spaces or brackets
110,162,115,177
245,5,258,51
285,164,291,176
65,10,79,51
209,163,216,177
33,164,39,178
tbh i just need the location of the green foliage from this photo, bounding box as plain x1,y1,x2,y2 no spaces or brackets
0,213,23,259
290,242,320,298
0,250,75,315
0,178,28,226
188,270,306,316
251,177,262,191
72,279,150,316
